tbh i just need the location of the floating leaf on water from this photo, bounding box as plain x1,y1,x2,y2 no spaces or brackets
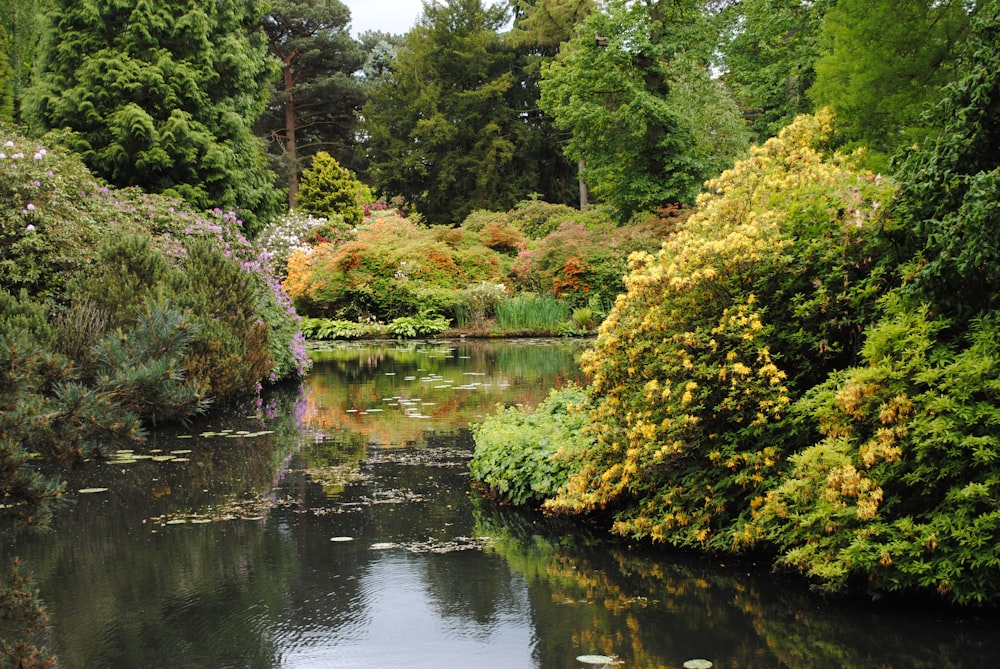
151,456,175,462
330,536,354,542
189,518,212,524
575,655,617,665
683,661,713,669
200,432,217,438
176,435,194,439
171,458,190,462
165,519,187,525
78,487,109,494
170,450,192,455
369,542,397,550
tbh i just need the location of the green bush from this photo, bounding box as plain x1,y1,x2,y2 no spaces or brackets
470,384,592,508
757,298,1000,604
297,151,365,227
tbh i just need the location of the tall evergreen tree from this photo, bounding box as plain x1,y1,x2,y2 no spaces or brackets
257,0,366,208
363,0,538,225
0,0,45,122
24,0,281,232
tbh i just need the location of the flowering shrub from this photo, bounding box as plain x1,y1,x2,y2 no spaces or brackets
255,210,332,280
544,111,896,551
284,214,512,321
0,128,309,396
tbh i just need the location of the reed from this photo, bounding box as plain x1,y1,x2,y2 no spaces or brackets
495,293,569,332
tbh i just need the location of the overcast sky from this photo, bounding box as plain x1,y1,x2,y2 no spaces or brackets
341,0,427,37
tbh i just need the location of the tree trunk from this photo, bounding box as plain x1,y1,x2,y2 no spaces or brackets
578,158,588,209
283,61,298,208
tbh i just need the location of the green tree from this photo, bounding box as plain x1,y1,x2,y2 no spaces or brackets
24,0,281,233
716,0,833,141
257,0,366,208
297,150,364,226
0,0,46,122
890,0,1000,321
540,0,749,221
808,0,974,153
363,0,538,225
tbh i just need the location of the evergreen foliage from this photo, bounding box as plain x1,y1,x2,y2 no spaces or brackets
297,151,365,227
363,0,546,225
808,0,973,153
23,0,281,232
258,0,366,205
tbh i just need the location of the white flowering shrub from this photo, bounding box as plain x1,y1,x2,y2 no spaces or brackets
255,210,331,280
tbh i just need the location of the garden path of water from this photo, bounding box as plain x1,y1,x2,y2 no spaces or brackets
4,338,999,668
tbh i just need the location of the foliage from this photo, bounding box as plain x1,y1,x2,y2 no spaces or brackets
254,210,335,280
297,151,365,227
757,299,1000,604
470,384,592,507
544,111,895,551
23,0,281,232
454,281,508,329
494,293,570,334
257,0,365,205
0,558,53,669
0,127,309,391
284,214,509,320
385,311,451,338
363,0,554,224
890,2,1000,323
299,312,450,340
539,0,750,221
715,0,832,142
808,0,973,154
0,289,144,528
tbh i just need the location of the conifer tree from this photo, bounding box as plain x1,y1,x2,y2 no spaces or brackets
258,0,366,208
24,0,281,232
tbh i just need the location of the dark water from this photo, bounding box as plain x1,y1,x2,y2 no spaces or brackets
4,338,1000,669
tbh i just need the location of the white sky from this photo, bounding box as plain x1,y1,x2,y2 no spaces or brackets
342,0,427,37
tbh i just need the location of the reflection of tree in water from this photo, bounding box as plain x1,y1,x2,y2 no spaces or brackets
473,500,1000,669
300,339,589,446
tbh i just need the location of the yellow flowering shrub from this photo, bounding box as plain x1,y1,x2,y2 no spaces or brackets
544,110,896,551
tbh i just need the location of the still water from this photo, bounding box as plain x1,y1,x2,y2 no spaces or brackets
5,338,1000,669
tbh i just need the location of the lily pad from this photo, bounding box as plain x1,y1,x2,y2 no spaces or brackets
576,655,616,665
78,487,109,494
330,536,354,542
683,661,713,669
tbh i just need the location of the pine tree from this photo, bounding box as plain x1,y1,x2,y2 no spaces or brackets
24,0,282,232
258,0,366,208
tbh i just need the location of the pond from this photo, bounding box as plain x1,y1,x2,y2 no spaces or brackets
4,338,1000,669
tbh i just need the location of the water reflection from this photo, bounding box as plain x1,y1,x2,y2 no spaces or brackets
3,338,1000,669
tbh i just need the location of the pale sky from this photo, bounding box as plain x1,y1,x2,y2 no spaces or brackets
342,0,427,37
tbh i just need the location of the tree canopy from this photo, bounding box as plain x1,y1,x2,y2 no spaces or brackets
363,0,541,225
258,0,366,207
24,0,281,232
808,0,974,153
539,0,749,221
